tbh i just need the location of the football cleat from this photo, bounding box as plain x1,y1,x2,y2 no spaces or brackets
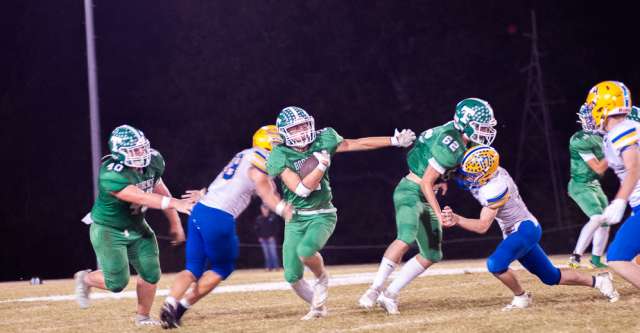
300,305,327,320
594,272,619,303
312,272,329,309
377,291,400,315
502,292,532,311
74,269,91,309
358,288,381,309
160,302,181,329
568,254,581,269
135,315,161,327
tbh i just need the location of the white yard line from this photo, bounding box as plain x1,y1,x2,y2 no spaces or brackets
1,264,551,304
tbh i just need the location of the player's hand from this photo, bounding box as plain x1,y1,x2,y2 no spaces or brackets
169,225,186,246
181,188,206,203
173,198,195,215
441,206,458,228
434,182,448,196
282,203,294,223
603,198,627,225
391,128,416,148
313,150,331,167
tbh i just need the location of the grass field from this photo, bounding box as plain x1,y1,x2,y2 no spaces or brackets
1,256,638,333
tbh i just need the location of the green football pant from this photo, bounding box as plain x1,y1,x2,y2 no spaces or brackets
568,179,608,217
90,223,160,292
394,178,443,262
282,212,337,283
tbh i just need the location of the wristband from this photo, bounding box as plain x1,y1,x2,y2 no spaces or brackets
161,196,171,210
275,200,286,216
316,163,328,172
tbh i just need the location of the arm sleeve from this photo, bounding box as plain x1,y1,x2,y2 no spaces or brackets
100,170,130,193
149,149,166,182
479,179,510,209
267,147,286,177
251,149,269,175
319,127,344,156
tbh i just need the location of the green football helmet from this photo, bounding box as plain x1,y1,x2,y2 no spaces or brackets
108,125,151,168
627,105,640,123
453,98,497,145
276,106,316,147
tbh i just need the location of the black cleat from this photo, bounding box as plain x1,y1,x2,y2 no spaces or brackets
160,303,180,329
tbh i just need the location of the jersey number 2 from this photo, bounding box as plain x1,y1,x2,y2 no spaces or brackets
442,136,460,152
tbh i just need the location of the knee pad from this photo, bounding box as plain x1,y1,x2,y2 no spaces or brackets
486,256,508,274
538,267,561,286
211,262,235,280
284,267,303,284
136,256,161,284
104,269,129,293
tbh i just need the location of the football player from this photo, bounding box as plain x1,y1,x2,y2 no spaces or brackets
567,105,610,268
266,106,416,320
582,81,640,289
74,125,192,325
160,125,292,329
442,145,619,310
359,98,496,314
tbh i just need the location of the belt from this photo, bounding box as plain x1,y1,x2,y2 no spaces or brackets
294,207,337,216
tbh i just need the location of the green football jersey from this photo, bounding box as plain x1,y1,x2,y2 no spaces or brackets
267,127,343,210
91,149,165,230
407,121,467,177
569,130,604,183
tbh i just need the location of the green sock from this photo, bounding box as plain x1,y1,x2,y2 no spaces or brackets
591,255,602,264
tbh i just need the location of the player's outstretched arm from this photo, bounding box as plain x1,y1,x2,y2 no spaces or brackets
153,178,186,245
112,183,194,215
336,129,415,153
442,206,497,234
585,157,608,176
249,167,292,221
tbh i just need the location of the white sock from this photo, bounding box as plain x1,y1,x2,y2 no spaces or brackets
574,215,602,255
371,257,397,290
386,257,426,296
592,225,610,256
291,279,313,304
179,298,191,309
165,296,177,307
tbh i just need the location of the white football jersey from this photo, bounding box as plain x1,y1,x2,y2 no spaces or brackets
200,148,269,218
603,119,640,208
469,167,538,237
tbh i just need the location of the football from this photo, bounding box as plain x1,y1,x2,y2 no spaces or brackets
296,156,319,179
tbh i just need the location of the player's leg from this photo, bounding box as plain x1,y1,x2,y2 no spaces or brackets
521,243,619,302
127,227,161,325
378,201,440,314
608,212,640,288
590,186,610,268
360,180,416,309
487,220,540,310
76,223,130,308
568,180,605,267
283,216,313,304
297,213,337,320
267,236,280,270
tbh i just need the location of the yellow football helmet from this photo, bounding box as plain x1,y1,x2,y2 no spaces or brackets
460,145,500,187
583,81,632,131
252,125,282,151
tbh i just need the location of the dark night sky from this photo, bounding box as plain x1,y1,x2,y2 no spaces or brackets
1,1,639,281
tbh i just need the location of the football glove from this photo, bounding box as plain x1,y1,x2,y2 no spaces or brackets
391,129,416,148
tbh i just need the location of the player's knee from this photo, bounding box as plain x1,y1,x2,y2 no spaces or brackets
140,268,160,285
284,269,302,284
211,262,235,280
296,243,317,259
538,267,561,286
486,256,508,274
105,271,129,293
